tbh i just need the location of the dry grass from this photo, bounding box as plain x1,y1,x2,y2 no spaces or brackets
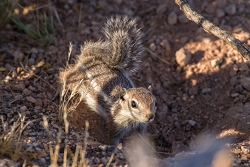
0,114,45,163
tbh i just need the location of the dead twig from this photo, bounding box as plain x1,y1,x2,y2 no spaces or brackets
175,0,250,60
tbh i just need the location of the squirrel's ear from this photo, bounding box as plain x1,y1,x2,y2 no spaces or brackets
120,88,127,101
148,85,152,92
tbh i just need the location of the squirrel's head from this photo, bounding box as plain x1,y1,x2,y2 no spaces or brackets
117,86,157,123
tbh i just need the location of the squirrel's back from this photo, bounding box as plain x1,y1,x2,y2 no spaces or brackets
81,16,144,74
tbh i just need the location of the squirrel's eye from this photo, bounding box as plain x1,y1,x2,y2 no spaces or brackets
131,100,137,108
155,101,157,107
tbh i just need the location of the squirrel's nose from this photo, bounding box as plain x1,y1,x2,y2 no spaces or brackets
147,114,155,122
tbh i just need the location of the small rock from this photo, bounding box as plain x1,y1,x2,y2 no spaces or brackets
188,120,196,126
185,124,191,131
168,12,177,25
167,116,174,123
35,98,43,107
28,58,35,66
180,36,189,43
178,14,189,24
188,87,198,95
29,132,37,136
225,4,236,15
230,76,238,86
13,50,24,61
30,48,39,54
149,43,156,51
240,77,250,91
215,9,225,18
5,63,15,71
11,83,25,91
26,96,36,103
114,0,122,5
156,4,166,15
175,48,192,67
101,157,108,165
205,4,215,14
94,157,100,164
201,88,211,94
20,106,27,112
22,88,32,96
39,158,46,163
160,39,171,52
15,94,23,99
231,93,239,97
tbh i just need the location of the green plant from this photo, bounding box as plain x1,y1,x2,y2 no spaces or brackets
12,12,55,47
0,0,19,30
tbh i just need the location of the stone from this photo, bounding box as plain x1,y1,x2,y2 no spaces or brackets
20,106,27,112
225,4,236,15
168,12,177,25
26,96,36,103
215,9,225,18
188,86,198,95
201,88,211,94
11,83,25,91
240,77,250,91
28,58,35,66
35,98,43,107
5,63,15,71
22,88,32,96
156,4,166,15
230,76,239,86
188,120,196,126
175,48,192,67
205,4,215,14
13,50,24,61
149,43,156,51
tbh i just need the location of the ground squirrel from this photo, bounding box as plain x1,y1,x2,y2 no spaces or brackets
59,16,157,146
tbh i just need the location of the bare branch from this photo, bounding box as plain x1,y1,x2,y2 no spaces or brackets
175,0,250,60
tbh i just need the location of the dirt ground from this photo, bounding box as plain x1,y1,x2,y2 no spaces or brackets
1,0,250,166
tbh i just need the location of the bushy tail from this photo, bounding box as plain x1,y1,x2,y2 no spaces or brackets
102,16,144,73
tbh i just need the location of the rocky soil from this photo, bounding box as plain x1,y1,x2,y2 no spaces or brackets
0,0,250,166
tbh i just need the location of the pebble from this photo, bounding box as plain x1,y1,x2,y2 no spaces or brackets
11,83,25,91
20,106,27,112
26,96,36,103
23,88,32,96
168,12,177,25
13,50,24,61
28,58,35,66
225,4,236,15
35,98,43,107
5,63,15,71
240,77,250,91
188,120,196,126
160,39,171,52
94,157,100,164
188,87,198,95
180,36,189,43
215,9,225,18
231,93,239,97
201,88,211,94
178,14,189,24
205,4,215,14
167,116,174,123
101,157,108,165
175,47,192,67
156,4,166,15
30,48,39,54
230,76,239,86
29,132,37,136
149,43,156,51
